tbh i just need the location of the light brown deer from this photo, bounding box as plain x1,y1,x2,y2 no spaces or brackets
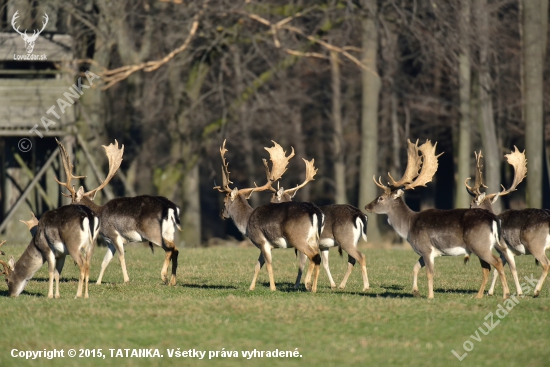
54,139,181,286
466,147,549,297
270,159,369,291
0,205,99,298
364,139,510,299
214,140,323,292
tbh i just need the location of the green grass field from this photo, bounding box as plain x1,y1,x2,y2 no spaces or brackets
0,243,549,367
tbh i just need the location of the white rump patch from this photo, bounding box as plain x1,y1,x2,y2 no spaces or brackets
162,208,176,241
355,216,367,243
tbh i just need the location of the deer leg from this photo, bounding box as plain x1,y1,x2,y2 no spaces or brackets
339,255,355,290
54,256,66,299
412,256,425,297
113,236,129,283
46,252,56,299
320,248,336,289
424,256,435,299
161,239,178,286
488,253,507,296
249,253,265,291
308,253,321,293
531,251,550,297
96,239,128,284
497,249,521,296
477,259,491,299
84,244,94,299
262,245,276,291
294,251,307,288
482,254,510,299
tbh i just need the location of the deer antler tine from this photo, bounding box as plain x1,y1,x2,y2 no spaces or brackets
19,212,39,231
55,138,86,200
405,140,442,190
388,139,422,187
214,139,234,193
280,158,317,198
487,146,527,200
83,140,124,198
373,175,391,194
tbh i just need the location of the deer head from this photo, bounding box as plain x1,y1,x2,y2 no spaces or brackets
12,11,48,54
55,138,124,206
214,140,294,218
271,158,317,203
365,139,443,214
466,146,527,210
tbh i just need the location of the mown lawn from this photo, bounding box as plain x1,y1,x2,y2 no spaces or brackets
0,243,548,367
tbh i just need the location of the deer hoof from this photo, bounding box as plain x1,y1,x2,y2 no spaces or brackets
362,287,370,292
533,291,540,298
305,282,312,291
412,290,420,297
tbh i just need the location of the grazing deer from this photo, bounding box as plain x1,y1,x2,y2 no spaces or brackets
270,159,369,291
466,147,549,297
214,140,323,292
364,139,510,299
54,139,181,286
0,205,99,298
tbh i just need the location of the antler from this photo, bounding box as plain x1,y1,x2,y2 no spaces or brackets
280,158,317,198
405,140,443,190
82,140,124,199
485,146,527,201
465,151,488,197
213,140,233,193
372,176,392,195
19,212,39,231
55,138,86,200
388,139,422,187
11,11,26,37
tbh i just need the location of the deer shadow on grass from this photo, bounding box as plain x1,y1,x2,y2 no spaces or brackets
182,283,238,290
434,287,479,295
32,276,80,283
0,289,45,297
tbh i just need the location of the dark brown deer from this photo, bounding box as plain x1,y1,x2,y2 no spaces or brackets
54,139,181,286
270,159,369,291
214,140,323,292
0,205,99,298
364,139,510,299
466,147,549,297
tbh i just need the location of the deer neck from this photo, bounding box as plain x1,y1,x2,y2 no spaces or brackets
386,198,415,240
77,196,103,215
227,194,254,235
9,239,45,295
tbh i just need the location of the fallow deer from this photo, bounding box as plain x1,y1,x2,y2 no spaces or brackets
466,147,549,297
54,139,181,286
214,140,323,292
0,205,99,298
364,139,510,299
270,158,369,291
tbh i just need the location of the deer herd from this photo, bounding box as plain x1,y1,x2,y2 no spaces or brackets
0,137,548,301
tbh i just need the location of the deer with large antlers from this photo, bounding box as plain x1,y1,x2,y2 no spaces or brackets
11,11,49,54
54,139,182,286
365,139,510,299
0,205,99,298
466,147,549,297
270,158,369,291
215,140,323,292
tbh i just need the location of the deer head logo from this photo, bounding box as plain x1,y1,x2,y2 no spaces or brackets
11,11,49,54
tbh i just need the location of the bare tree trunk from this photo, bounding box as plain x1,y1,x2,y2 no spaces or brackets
330,51,347,204
523,0,545,208
359,0,381,242
290,107,311,202
475,0,502,213
456,0,472,209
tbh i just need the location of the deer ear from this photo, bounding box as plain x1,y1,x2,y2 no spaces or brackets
475,192,486,205
230,188,239,201
490,193,500,204
276,187,284,201
8,256,15,271
75,186,85,202
391,189,404,199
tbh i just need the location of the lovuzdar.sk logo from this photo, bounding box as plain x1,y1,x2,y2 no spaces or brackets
11,10,48,60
